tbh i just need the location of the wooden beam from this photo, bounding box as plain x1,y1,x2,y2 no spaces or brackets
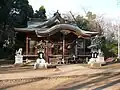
62,35,65,62
35,46,37,55
45,40,49,63
75,40,78,57
84,39,85,56
26,33,29,55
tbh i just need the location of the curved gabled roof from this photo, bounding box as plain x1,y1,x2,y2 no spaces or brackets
27,11,65,29
14,11,99,38
15,24,99,38
35,24,99,38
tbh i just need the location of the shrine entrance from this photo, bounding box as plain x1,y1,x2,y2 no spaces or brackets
47,31,78,64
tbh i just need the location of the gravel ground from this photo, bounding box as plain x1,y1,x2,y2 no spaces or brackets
0,63,120,90
0,73,120,90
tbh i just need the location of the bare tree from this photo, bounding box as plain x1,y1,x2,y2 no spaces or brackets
96,15,119,42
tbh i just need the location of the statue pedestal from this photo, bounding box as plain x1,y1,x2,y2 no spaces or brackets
34,58,47,69
15,55,23,64
96,56,106,64
88,58,96,64
88,56,106,67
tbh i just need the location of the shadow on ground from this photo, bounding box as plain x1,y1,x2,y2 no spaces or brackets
0,72,120,90
53,72,120,90
0,66,34,74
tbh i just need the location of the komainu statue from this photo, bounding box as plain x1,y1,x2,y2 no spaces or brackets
15,48,23,64
16,48,23,56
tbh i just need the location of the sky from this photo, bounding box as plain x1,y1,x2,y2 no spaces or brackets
28,0,120,20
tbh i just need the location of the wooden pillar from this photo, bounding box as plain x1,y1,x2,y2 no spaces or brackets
75,40,78,57
47,37,51,63
45,40,49,63
84,39,85,55
62,35,65,62
49,43,52,55
26,33,29,55
35,47,37,55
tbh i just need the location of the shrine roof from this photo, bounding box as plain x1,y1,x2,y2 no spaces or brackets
14,11,99,38
27,20,44,29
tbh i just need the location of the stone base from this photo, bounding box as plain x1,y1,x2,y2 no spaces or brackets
88,56,106,65
96,56,106,64
15,55,23,64
88,58,96,64
33,63,48,69
33,58,48,69
88,57,106,67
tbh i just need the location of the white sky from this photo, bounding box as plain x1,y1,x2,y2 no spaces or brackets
28,0,120,20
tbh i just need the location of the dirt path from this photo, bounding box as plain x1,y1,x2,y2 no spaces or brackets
0,73,120,90
0,64,120,90
0,64,120,80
